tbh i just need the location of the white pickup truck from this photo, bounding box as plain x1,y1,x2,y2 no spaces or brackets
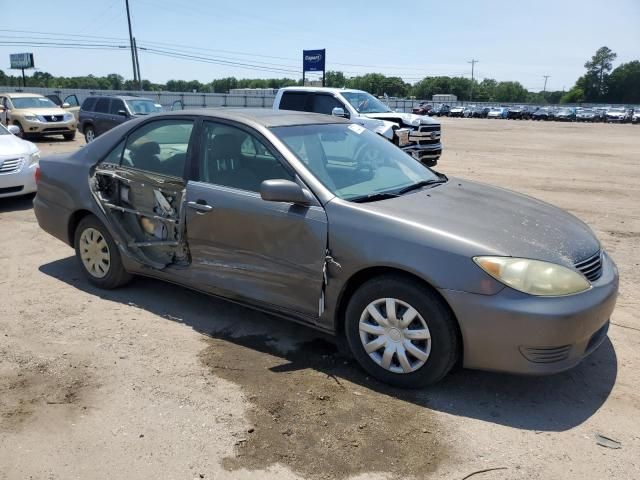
273,87,442,166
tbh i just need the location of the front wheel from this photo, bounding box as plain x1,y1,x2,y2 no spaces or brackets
84,125,96,143
345,275,460,388
74,215,132,289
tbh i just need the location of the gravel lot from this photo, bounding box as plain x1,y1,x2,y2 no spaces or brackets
1,119,639,480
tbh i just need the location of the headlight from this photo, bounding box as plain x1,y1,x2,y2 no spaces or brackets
63,113,73,121
473,256,590,296
28,150,40,166
23,115,39,122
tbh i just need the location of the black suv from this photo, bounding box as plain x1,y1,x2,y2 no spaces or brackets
78,95,162,143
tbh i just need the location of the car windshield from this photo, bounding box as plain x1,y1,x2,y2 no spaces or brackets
341,92,392,114
125,99,163,115
581,109,595,113
609,108,625,113
0,124,9,135
272,123,441,202
11,97,57,109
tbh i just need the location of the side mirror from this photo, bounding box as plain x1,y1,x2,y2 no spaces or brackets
331,107,348,118
61,102,71,109
117,110,128,117
7,125,20,135
260,179,310,206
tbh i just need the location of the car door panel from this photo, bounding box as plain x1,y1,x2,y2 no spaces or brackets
184,181,327,319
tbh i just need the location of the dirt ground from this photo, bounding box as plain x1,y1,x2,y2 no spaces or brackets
1,119,639,480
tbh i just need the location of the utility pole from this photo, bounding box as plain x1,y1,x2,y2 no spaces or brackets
133,37,142,90
543,75,550,93
125,0,138,85
468,59,479,101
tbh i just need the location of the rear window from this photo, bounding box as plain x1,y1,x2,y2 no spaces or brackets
94,98,110,114
81,97,97,112
279,92,310,111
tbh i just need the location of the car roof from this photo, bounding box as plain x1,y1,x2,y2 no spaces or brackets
87,95,152,101
164,108,351,127
279,86,368,95
1,92,45,98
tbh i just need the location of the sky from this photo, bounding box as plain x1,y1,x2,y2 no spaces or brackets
1,0,639,92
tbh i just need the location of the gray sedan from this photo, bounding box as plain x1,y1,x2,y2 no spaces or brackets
34,109,618,388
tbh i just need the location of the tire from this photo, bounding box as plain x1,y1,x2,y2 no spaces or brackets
84,125,96,143
74,215,132,289
344,275,460,388
63,131,76,141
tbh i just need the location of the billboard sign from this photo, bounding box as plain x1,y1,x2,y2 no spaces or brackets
10,53,34,69
303,49,325,72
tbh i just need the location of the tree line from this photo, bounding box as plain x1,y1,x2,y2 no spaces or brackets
0,47,637,104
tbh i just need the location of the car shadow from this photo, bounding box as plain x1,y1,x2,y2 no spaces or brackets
39,256,618,432
0,193,35,212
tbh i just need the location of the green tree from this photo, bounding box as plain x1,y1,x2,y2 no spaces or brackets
606,61,640,103
325,71,347,88
583,46,617,100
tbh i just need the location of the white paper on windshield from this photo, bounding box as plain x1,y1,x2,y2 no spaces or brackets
348,124,366,134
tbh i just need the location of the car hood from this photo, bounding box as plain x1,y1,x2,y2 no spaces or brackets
607,111,625,116
358,178,599,266
19,108,67,117
0,133,37,156
361,111,439,126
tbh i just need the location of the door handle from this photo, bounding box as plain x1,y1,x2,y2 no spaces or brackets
187,200,213,212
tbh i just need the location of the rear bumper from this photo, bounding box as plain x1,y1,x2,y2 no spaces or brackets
439,251,619,375
0,161,37,198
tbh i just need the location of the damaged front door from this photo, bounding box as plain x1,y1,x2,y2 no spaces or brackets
184,120,328,320
90,118,195,269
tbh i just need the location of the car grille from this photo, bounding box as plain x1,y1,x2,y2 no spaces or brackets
574,250,603,282
43,115,64,122
520,345,572,363
0,157,23,174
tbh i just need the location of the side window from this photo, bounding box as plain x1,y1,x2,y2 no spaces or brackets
64,95,80,107
197,121,294,192
102,139,125,165
122,119,194,177
110,99,126,115
94,98,110,113
311,94,344,115
81,97,97,112
279,92,310,112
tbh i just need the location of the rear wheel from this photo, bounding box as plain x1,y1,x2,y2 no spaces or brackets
345,275,459,388
74,215,132,289
84,125,96,143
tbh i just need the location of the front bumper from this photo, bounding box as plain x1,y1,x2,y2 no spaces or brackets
439,251,619,375
0,159,38,198
21,119,77,135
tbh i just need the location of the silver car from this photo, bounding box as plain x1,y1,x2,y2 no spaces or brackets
0,124,40,198
34,109,618,388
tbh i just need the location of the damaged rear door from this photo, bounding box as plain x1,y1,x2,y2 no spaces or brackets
184,120,328,320
89,118,196,269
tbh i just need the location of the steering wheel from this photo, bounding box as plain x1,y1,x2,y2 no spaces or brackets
355,144,384,177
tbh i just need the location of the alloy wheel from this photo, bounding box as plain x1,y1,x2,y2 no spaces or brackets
79,227,110,278
358,298,431,374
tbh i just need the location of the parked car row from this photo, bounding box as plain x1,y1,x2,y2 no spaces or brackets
419,103,639,124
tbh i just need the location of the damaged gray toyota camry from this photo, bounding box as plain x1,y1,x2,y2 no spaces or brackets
34,109,618,387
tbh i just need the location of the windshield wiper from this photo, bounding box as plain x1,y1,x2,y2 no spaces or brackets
350,192,400,203
396,177,447,195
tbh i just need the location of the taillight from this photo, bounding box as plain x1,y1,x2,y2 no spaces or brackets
35,166,41,184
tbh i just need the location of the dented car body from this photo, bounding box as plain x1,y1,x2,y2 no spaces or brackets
35,109,618,387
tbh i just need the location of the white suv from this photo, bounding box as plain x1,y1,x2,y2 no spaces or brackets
273,87,442,166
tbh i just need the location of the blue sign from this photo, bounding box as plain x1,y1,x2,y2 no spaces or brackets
303,49,325,72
